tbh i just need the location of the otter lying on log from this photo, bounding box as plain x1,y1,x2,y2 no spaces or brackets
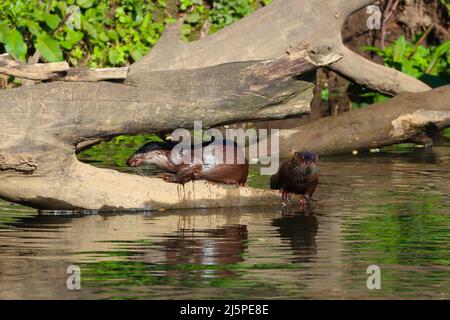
270,151,319,207
127,139,249,185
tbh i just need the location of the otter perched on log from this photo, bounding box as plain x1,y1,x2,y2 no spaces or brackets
270,151,319,207
127,139,249,185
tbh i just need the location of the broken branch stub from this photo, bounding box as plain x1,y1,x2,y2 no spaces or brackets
0,54,129,82
0,53,69,80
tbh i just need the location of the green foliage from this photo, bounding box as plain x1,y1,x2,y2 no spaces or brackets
444,128,450,139
0,0,271,66
352,35,450,108
440,0,450,13
0,0,273,155
363,36,450,79
178,0,270,41
3,28,27,60
209,0,257,30
35,33,63,62
78,134,163,167
0,0,167,66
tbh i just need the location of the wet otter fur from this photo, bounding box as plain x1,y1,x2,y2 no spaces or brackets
127,139,249,185
270,151,319,206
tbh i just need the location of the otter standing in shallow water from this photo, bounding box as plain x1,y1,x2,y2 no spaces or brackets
127,139,249,185
270,151,319,207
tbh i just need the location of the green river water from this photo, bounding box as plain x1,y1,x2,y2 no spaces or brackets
0,145,448,299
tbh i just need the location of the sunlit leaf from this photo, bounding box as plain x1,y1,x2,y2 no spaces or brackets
393,36,407,63
77,0,95,9
0,22,9,43
4,29,27,61
45,13,61,30
60,29,84,50
23,19,42,36
35,34,63,62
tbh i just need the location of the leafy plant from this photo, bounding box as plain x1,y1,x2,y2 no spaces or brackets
352,35,450,108
0,0,272,66
0,0,168,66
178,0,270,41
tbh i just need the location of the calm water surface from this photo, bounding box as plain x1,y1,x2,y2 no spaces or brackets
0,147,449,299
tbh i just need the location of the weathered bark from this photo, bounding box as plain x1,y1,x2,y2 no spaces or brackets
275,85,450,156
131,0,430,95
0,50,335,210
0,53,129,82
0,53,69,80
0,0,438,211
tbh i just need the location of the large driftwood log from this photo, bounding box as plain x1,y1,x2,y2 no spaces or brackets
0,50,335,210
275,85,450,156
0,0,438,211
131,0,430,95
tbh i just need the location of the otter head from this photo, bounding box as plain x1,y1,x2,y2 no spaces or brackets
291,151,319,181
292,151,318,168
127,141,175,170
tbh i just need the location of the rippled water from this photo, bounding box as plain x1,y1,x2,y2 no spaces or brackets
0,147,449,299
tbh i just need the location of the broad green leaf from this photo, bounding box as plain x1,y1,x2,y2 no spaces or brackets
4,29,27,61
393,36,407,63
141,14,151,30
426,40,450,74
434,40,450,58
45,13,61,30
401,59,421,78
108,48,119,65
77,0,95,9
99,32,109,42
23,19,42,36
60,29,84,49
186,12,201,24
0,22,9,43
35,34,63,62
82,19,97,39
131,49,143,62
107,29,119,41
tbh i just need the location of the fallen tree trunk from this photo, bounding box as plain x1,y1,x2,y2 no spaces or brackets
275,85,450,156
0,0,437,211
0,50,335,210
131,0,430,95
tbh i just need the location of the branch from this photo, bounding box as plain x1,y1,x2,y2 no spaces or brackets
329,45,431,95
0,53,69,80
0,54,129,82
60,67,129,82
274,85,450,156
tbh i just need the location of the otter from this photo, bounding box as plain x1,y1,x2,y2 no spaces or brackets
270,151,319,207
127,139,249,185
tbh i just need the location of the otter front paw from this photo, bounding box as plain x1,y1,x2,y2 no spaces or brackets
280,187,292,204
298,195,311,208
162,174,179,183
